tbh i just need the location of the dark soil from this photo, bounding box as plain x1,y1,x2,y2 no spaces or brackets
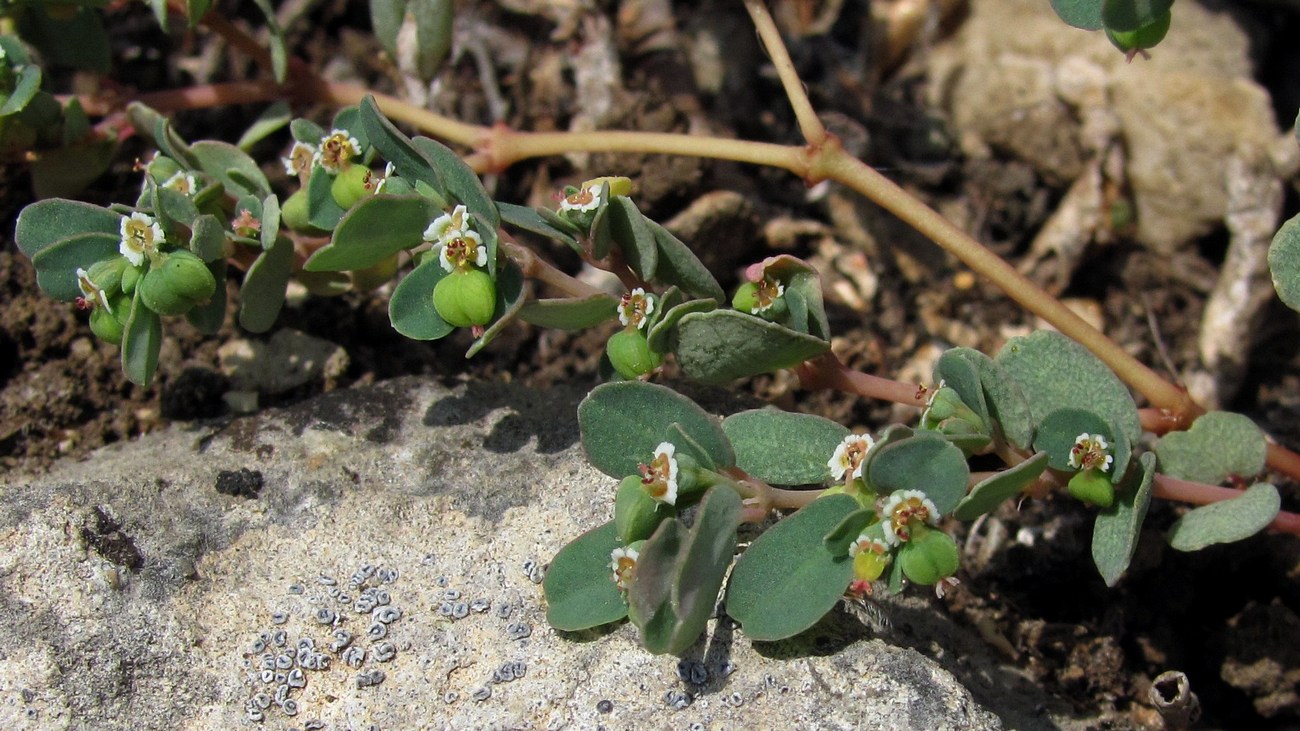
2,1,1299,729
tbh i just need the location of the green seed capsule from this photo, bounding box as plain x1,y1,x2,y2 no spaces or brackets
606,330,662,379
732,282,760,313
89,306,124,345
898,527,960,586
330,164,373,210
432,268,497,327
1067,469,1116,509
139,250,217,316
1106,9,1171,54
280,188,326,234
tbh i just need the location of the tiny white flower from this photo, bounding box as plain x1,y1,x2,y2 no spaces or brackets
423,204,472,245
610,546,640,591
162,171,198,195
1068,433,1113,473
639,442,679,506
849,536,889,558
617,288,655,330
314,129,362,173
282,141,316,177
751,278,785,314
828,433,875,481
372,162,396,193
880,489,939,546
436,229,486,273
75,267,111,313
119,212,164,267
559,183,603,213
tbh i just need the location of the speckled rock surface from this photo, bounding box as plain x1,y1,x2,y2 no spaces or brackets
927,0,1283,254
0,377,1066,730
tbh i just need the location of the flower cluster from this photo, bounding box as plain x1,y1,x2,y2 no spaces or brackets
119,211,165,267
559,183,603,214
1069,433,1113,473
638,442,679,506
618,288,655,330
880,490,940,545
828,433,874,483
423,204,486,273
609,546,639,592
280,129,363,177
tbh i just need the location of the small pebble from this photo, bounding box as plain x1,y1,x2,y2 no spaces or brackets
272,630,287,647
471,686,492,702
372,642,397,663
259,669,275,684
318,574,336,586
374,606,402,624
728,691,744,707
330,630,353,652
246,707,264,722
495,603,513,620
271,611,288,625
343,646,365,668
252,693,271,710
664,690,692,710
304,721,325,731
274,684,290,704
438,602,455,617
377,567,398,584
507,622,532,640
287,668,306,688
452,602,469,619
442,589,461,601
356,669,386,688
282,698,299,716
288,583,305,595
367,623,387,641
275,654,293,670
435,576,449,587
597,699,614,714
375,590,391,606
677,660,708,686
443,691,459,704
251,638,266,654
298,638,316,651
469,598,490,613
719,661,737,678
314,608,337,625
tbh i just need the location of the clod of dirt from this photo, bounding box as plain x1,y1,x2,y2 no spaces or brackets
79,505,144,571
1220,599,1300,718
161,366,229,420
215,468,264,499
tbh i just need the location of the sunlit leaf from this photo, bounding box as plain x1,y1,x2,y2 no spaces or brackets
543,521,628,631
578,381,734,479
952,452,1050,521
723,409,849,485
867,433,969,516
388,256,453,340
122,289,162,386
1167,483,1280,552
1154,411,1267,485
1092,453,1155,586
674,310,829,384
517,294,619,330
305,195,439,271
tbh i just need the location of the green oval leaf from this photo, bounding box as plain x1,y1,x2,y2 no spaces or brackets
1050,0,1104,29
358,97,443,198
647,298,716,353
410,136,499,230
933,348,991,426
599,196,657,281
1269,213,1300,313
822,508,877,557
867,433,969,515
996,330,1140,453
122,289,162,387
953,451,1050,521
1092,452,1155,586
191,140,271,198
186,261,227,335
578,381,734,479
29,232,119,301
1167,483,1280,552
15,199,120,260
388,256,453,341
674,310,830,385
238,235,294,333
1154,411,1267,485
189,214,228,262
725,494,858,641
499,202,579,248
723,409,849,485
0,64,42,117
645,219,725,303
543,521,628,631
305,195,440,271
517,294,619,330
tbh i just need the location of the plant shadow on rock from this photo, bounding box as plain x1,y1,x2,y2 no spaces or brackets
422,380,585,454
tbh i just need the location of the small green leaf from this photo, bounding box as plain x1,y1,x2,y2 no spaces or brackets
645,219,725,303
674,310,829,384
602,196,658,281
15,199,120,260
1167,483,1281,552
822,508,877,557
1269,213,1300,313
122,289,162,386
0,64,42,117
578,381,734,479
626,520,681,644
152,186,199,235
867,433,969,516
410,136,499,229
236,101,292,151
517,295,618,330
952,452,1050,521
358,96,444,197
499,202,579,248
726,494,858,641
60,97,89,146
543,521,628,631
1033,408,1113,472
305,195,439,271
723,409,849,485
1101,0,1174,32
260,194,281,252
933,348,991,426
29,232,119,301
996,330,1140,453
291,117,328,145
370,0,404,58
191,140,272,198
189,215,228,262
646,298,716,353
388,256,454,340
1092,453,1155,586
1154,411,1267,485
238,235,294,333
413,0,454,80
1050,0,1104,29
307,165,347,231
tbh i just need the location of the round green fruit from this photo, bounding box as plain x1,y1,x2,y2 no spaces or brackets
1106,9,1171,53
432,268,497,328
139,250,217,316
606,329,662,379
1067,470,1116,509
898,527,960,586
89,306,125,345
280,188,325,234
731,281,760,313
330,164,373,210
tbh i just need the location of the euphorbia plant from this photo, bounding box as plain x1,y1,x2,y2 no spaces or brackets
6,0,1300,665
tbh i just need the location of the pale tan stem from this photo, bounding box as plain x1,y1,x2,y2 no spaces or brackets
742,0,827,146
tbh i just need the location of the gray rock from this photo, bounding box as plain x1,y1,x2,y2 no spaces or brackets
1,377,1068,730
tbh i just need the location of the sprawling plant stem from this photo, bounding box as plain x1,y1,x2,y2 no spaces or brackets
148,5,1300,504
